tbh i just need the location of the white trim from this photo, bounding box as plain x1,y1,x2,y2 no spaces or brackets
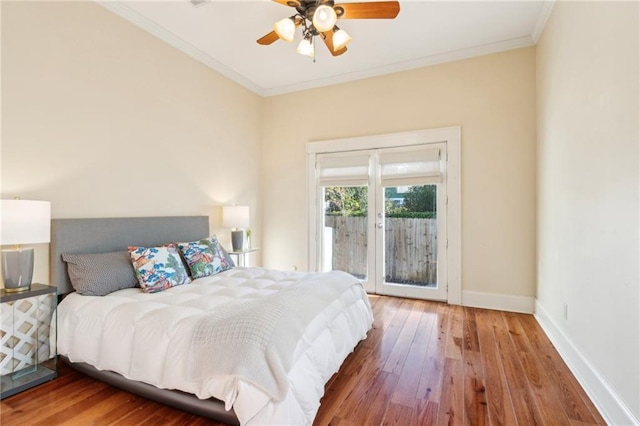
531,1,556,43
263,36,534,97
96,1,265,96
307,127,461,154
306,153,317,272
307,127,462,305
446,128,462,305
462,291,534,314
380,282,447,302
372,151,383,296
534,300,640,426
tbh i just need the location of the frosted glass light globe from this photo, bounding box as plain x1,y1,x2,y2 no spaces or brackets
333,29,352,50
296,37,315,57
274,17,296,42
312,5,337,32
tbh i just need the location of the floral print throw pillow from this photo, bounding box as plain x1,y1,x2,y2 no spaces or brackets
176,236,233,279
128,245,191,293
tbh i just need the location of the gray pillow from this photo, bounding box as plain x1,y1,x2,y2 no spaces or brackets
219,244,235,268
62,251,138,296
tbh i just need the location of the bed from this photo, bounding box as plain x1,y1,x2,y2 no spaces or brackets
51,216,373,425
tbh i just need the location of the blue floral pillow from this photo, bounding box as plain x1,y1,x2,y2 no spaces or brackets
176,236,233,279
128,245,191,293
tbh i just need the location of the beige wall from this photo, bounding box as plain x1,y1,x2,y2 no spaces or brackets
262,47,537,299
537,1,639,421
1,1,264,283
3,0,636,418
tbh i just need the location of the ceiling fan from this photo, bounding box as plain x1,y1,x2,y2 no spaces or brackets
257,0,400,58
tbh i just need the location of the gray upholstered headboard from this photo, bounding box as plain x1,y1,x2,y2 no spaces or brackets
51,216,209,295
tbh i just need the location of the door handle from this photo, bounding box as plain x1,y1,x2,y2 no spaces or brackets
377,223,384,229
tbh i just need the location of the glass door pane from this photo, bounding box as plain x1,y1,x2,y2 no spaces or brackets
383,184,437,287
321,186,369,282
374,144,448,302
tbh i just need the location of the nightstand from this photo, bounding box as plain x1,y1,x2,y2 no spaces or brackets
228,248,259,267
0,284,57,399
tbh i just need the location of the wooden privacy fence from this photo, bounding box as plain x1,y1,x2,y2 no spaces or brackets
324,216,438,285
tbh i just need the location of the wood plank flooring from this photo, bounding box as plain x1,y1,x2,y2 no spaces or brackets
0,295,605,425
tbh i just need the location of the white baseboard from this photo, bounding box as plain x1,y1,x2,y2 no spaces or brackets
462,290,534,313
535,300,640,426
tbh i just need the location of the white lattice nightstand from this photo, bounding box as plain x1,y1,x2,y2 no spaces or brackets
0,284,57,399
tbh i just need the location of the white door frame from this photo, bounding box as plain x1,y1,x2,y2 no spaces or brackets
306,127,462,305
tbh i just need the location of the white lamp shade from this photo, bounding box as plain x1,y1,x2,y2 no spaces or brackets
333,29,352,51
312,5,337,32
274,17,296,42
0,200,51,245
297,38,315,57
222,206,250,229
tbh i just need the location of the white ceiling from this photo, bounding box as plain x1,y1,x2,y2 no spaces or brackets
100,0,554,97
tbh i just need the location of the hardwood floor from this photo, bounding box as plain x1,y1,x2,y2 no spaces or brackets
1,295,605,425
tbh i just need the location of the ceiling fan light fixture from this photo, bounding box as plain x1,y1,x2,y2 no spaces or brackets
332,28,352,51
257,0,401,57
296,36,315,57
274,17,296,42
312,5,337,32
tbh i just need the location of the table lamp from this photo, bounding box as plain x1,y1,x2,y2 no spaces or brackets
0,199,51,292
222,206,249,252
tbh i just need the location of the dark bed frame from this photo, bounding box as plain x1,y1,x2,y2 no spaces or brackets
50,216,239,425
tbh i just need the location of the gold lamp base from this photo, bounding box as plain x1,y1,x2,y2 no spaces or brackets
4,286,31,293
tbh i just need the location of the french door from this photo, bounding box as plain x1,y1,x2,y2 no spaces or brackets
311,143,448,301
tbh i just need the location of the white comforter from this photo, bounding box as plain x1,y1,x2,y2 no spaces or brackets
57,267,373,425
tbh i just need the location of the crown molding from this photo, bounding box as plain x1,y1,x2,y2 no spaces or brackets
531,0,556,43
263,36,534,97
97,1,538,98
96,1,267,97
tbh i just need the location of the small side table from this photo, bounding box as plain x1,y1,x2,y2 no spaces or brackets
0,284,57,399
228,248,259,267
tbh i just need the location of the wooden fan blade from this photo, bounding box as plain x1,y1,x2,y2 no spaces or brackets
257,31,280,45
322,31,347,56
271,0,300,6
335,1,400,19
